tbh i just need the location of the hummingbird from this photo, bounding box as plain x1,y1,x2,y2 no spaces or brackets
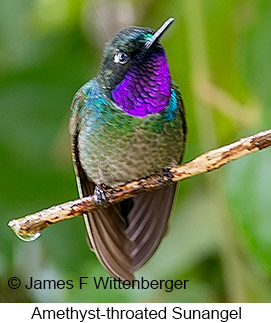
70,18,187,281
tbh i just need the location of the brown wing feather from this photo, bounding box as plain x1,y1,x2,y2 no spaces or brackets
126,184,177,270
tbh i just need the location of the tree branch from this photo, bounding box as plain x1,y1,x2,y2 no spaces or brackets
8,129,271,241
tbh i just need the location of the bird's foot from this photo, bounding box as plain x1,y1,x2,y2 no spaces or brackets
160,168,173,183
93,183,110,208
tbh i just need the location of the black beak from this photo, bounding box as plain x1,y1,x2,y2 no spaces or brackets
144,18,174,50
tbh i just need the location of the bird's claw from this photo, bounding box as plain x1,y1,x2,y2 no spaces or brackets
94,184,110,207
161,168,173,183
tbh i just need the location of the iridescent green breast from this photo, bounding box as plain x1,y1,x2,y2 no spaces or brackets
72,80,185,187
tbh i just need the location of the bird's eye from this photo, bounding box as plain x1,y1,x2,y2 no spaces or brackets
114,51,129,64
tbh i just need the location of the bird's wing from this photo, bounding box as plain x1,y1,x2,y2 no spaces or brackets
126,184,177,270
172,81,187,148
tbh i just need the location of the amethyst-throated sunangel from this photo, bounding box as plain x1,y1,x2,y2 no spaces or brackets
70,18,187,281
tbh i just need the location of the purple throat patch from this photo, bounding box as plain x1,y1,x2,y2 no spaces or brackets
112,51,171,117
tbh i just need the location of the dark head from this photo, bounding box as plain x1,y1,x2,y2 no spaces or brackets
97,18,174,117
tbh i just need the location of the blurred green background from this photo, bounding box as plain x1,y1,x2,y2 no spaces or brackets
0,0,271,303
